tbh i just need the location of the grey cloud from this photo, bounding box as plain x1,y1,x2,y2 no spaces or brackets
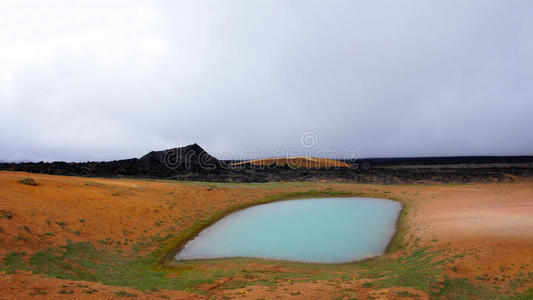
1,0,532,162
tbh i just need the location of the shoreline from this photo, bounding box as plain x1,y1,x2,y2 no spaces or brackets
169,196,404,265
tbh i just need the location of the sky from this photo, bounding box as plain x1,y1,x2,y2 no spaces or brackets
1,0,532,162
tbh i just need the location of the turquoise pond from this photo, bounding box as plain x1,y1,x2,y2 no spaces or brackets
175,197,402,263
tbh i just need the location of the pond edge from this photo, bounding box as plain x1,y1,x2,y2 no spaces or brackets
157,189,406,267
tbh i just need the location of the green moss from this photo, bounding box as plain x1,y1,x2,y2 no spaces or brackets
430,276,533,299
357,248,444,292
114,290,137,297
385,200,410,252
2,252,29,274
2,241,226,292
396,290,419,297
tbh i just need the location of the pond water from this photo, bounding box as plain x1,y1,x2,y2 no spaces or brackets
175,197,402,263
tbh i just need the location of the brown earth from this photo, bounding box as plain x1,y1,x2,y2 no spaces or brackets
1,171,533,299
0,272,199,300
231,156,353,168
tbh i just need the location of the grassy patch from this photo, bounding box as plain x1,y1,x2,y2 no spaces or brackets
396,290,419,297
114,290,137,297
3,241,229,292
3,252,29,274
357,248,444,292
430,276,533,299
385,200,410,252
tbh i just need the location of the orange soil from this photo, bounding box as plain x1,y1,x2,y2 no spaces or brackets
409,183,533,281
231,156,353,168
1,171,533,299
0,272,199,300
0,172,291,257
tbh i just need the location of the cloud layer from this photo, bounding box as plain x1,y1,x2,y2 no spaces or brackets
1,0,532,162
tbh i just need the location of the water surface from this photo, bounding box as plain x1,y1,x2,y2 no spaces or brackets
175,197,401,263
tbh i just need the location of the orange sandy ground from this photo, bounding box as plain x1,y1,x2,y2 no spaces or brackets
0,171,532,299
230,157,353,168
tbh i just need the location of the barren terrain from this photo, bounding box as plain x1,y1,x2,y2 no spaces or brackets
1,171,533,299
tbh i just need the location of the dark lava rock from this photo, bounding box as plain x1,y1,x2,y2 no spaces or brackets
1,146,532,184
0,143,225,178
139,143,222,171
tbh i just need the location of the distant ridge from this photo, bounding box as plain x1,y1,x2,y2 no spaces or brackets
1,149,532,183
345,155,533,166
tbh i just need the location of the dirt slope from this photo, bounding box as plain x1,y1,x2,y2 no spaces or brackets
231,156,353,168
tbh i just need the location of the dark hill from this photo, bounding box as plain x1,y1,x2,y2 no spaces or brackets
139,143,220,169
0,143,224,178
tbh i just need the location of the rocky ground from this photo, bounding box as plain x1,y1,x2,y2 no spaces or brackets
2,161,533,184
2,144,532,184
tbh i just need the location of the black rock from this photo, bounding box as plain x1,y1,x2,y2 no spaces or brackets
1,147,532,184
139,143,221,171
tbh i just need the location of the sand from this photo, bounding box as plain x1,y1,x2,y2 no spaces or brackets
231,156,353,168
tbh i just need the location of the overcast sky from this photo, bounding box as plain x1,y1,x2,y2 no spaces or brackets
1,0,532,162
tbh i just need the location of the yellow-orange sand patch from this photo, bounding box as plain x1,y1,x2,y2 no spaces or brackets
231,156,353,168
